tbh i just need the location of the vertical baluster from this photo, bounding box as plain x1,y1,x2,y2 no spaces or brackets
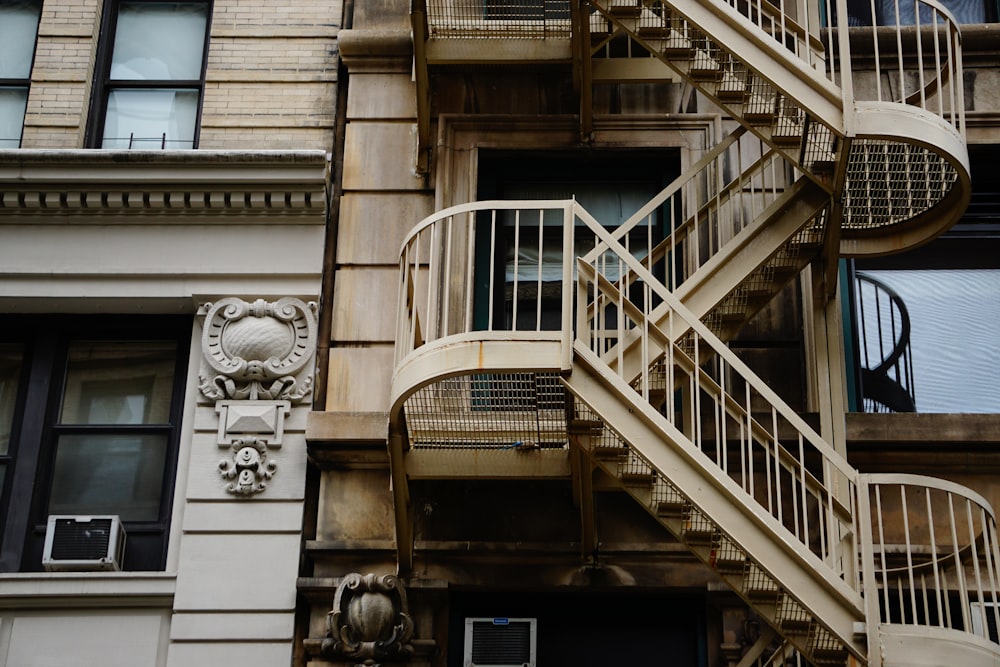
979,507,1000,639
901,485,919,625
988,514,1000,640
820,458,831,566
512,209,521,329
771,408,781,523
932,13,943,119
427,222,437,339
947,492,972,634
925,487,945,628
966,498,988,635
745,382,754,499
869,0,882,100
534,208,544,332
797,434,809,548
488,210,497,331
876,485,892,622
465,210,476,333
443,216,454,337
720,357,728,474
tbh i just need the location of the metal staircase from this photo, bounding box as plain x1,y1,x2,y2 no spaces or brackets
391,0,997,664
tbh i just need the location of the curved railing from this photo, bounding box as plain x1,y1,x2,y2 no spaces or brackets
394,129,806,370
861,474,1000,646
394,198,862,582
854,272,915,412
837,0,965,135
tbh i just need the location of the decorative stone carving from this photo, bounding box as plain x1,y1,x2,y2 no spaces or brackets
214,400,290,496
322,574,415,666
219,436,276,495
199,297,317,402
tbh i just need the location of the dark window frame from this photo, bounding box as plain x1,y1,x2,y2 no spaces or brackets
0,315,191,572
87,0,212,149
0,0,44,148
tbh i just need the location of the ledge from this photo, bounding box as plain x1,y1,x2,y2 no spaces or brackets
307,411,388,443
846,413,1000,446
0,572,176,609
0,149,330,221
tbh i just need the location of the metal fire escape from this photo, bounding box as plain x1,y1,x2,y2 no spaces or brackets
392,0,1000,664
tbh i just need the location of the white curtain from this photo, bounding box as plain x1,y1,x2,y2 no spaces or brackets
110,2,208,80
102,88,199,148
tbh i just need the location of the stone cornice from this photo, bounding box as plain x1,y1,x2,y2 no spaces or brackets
338,28,413,72
0,149,330,221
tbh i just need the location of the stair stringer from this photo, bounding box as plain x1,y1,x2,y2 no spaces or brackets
563,343,867,664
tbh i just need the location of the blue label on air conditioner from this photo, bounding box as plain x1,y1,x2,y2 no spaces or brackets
492,618,509,625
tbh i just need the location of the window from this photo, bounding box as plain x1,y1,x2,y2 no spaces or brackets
0,0,42,148
91,0,210,149
476,151,679,331
0,316,190,572
846,146,1000,413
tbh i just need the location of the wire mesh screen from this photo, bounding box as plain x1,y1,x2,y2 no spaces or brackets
843,139,958,230
404,371,569,448
425,0,573,37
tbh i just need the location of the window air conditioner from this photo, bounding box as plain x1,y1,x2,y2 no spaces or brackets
42,515,126,572
464,617,537,667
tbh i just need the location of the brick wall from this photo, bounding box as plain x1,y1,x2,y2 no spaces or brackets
19,0,341,151
21,0,102,148
199,0,342,150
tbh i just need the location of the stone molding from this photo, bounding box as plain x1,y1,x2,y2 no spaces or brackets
322,573,415,666
0,150,329,221
199,297,317,402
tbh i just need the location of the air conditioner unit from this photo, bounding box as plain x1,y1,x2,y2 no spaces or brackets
42,515,126,572
464,617,537,667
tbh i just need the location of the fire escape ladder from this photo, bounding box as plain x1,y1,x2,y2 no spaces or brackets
563,272,867,665
582,0,971,254
588,0,844,188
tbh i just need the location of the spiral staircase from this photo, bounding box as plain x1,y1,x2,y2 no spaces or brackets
390,0,999,665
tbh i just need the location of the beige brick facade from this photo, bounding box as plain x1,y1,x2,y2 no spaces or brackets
19,0,340,151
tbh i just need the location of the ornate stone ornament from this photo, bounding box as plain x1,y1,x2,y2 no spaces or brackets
215,400,289,497
218,436,276,495
199,297,317,402
322,573,415,666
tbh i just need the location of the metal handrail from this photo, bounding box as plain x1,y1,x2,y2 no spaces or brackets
393,197,1000,654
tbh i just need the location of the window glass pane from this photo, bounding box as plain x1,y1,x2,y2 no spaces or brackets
857,269,1000,413
60,341,177,425
48,433,167,521
0,344,23,457
0,87,29,148
0,0,42,79
110,1,207,80
101,88,198,149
